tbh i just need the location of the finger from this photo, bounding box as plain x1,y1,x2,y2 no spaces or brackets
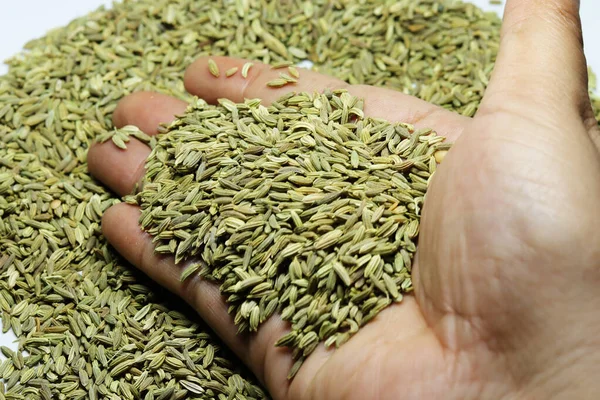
113,91,188,134
184,56,348,105
88,92,187,196
87,139,153,197
185,56,467,141
102,203,332,398
481,0,590,116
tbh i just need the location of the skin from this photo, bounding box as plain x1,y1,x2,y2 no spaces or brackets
88,0,600,398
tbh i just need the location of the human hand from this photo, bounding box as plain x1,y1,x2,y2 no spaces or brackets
88,0,600,398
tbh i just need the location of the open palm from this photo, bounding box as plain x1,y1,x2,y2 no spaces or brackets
89,1,600,399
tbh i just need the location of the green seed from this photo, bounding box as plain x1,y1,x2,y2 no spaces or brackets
266,78,290,88
241,62,254,78
208,58,220,77
225,67,239,77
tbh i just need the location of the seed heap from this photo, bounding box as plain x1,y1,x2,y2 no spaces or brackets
0,0,599,399
130,90,446,377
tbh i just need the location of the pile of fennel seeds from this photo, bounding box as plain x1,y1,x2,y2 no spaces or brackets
128,89,448,377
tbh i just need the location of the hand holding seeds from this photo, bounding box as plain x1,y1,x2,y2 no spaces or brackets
88,0,600,398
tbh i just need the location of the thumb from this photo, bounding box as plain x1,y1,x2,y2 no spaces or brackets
480,0,591,121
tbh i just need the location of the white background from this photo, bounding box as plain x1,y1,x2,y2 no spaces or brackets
0,0,598,350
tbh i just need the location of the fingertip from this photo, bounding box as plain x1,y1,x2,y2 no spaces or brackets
101,203,156,285
94,91,186,196
87,138,150,197
483,0,587,114
101,202,146,262
86,141,105,182
100,202,128,241
113,91,188,134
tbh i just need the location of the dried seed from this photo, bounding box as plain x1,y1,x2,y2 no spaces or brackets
208,59,220,77
241,62,254,78
434,150,448,163
266,78,290,88
288,66,300,79
225,67,239,77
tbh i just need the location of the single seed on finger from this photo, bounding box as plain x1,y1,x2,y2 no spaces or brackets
241,62,253,78
266,78,290,88
111,135,128,150
434,150,448,163
225,67,238,77
208,59,220,77
288,66,300,79
180,263,202,281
